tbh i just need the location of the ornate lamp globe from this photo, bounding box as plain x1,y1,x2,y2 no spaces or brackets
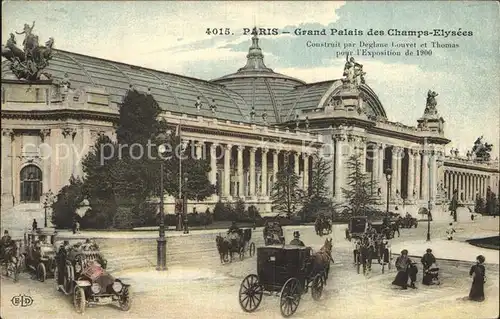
385,168,392,182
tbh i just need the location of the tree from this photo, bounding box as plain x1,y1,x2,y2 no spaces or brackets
474,193,485,214
51,176,85,229
161,132,215,201
301,154,334,221
341,154,378,216
271,159,304,218
485,187,499,216
449,189,459,221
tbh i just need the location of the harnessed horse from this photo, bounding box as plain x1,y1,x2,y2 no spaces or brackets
310,238,334,284
215,230,244,263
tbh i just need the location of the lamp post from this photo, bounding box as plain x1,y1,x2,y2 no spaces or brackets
157,136,167,271
427,158,432,242
384,168,392,216
42,190,54,228
183,175,189,234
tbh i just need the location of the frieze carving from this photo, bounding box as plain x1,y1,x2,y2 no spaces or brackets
1,22,55,81
62,127,76,139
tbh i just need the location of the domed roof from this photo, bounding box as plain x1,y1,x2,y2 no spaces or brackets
211,35,305,124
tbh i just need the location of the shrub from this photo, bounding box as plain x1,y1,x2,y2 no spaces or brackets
51,176,85,229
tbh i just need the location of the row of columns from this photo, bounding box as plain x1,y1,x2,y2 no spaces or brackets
444,170,491,202
193,141,311,201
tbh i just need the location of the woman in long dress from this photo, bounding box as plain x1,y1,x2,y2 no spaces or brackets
392,249,411,289
468,255,486,301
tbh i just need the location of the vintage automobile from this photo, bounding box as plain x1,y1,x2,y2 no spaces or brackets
238,244,329,317
24,228,58,282
57,241,131,313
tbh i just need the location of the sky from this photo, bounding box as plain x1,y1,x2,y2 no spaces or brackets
2,1,499,158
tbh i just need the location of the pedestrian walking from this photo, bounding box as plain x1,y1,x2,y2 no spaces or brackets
76,221,80,233
32,219,38,231
446,223,456,240
468,255,486,302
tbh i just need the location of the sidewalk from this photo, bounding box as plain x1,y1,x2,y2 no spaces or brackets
392,238,499,264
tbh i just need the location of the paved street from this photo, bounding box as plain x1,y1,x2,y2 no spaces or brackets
1,219,498,319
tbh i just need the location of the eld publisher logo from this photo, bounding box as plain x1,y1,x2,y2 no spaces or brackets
11,294,33,307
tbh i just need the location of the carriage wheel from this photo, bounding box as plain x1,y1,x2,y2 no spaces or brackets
311,274,324,301
355,255,360,274
249,242,256,257
280,277,301,317
64,265,74,294
37,263,46,282
73,286,86,314
238,274,263,313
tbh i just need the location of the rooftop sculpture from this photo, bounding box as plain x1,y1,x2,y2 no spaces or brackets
1,22,54,81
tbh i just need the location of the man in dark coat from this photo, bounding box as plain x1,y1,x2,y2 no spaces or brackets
32,219,38,231
56,240,70,289
421,248,436,271
289,231,305,246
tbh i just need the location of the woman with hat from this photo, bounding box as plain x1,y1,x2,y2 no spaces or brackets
289,231,305,247
468,255,486,301
392,249,416,289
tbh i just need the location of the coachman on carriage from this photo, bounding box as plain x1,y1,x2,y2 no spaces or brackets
216,223,255,263
263,221,285,245
238,238,333,317
0,230,24,282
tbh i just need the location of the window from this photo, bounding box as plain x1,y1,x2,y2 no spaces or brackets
20,165,42,202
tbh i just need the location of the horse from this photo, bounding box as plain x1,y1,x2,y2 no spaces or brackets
310,238,334,284
359,239,375,275
315,218,332,236
215,234,230,264
1,240,23,281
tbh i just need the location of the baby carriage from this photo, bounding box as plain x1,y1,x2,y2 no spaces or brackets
422,263,440,285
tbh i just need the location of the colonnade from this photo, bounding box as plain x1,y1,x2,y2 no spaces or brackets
185,140,312,201
443,170,491,202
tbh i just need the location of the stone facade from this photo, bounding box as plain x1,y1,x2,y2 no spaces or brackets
1,35,499,220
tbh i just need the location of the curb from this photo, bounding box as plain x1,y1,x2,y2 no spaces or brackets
390,253,498,266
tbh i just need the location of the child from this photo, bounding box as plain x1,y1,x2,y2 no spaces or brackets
446,223,456,240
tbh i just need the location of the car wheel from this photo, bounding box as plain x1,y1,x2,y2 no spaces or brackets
73,286,86,314
119,286,132,311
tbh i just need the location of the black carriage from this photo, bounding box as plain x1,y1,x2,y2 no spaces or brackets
315,217,332,236
345,216,367,241
401,216,418,228
264,222,285,245
0,239,24,282
238,245,324,317
24,228,58,282
56,242,131,313
371,222,395,239
216,228,255,263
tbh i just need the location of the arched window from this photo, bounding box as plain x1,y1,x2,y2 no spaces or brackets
20,165,42,202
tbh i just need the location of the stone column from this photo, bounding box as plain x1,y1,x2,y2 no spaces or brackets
237,145,244,198
62,127,76,183
272,150,279,193
195,141,204,160
261,148,268,197
421,150,430,201
414,152,421,200
209,143,218,185
1,129,14,208
430,152,437,202
334,136,345,201
407,150,415,201
293,152,300,175
302,153,309,192
359,138,367,173
395,147,403,198
223,144,232,199
391,147,398,199
377,143,386,200
40,129,51,193
249,147,256,198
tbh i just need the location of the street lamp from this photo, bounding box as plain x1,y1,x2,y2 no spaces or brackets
157,134,168,271
42,190,54,228
427,158,432,242
384,168,392,216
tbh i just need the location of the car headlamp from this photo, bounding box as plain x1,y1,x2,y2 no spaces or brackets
75,263,82,272
112,280,123,293
91,283,101,294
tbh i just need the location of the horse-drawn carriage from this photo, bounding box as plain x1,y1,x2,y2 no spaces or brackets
400,215,418,228
314,217,332,236
238,239,333,317
56,241,130,313
24,228,58,282
216,228,255,263
263,222,285,245
345,216,368,241
0,238,24,282
354,236,392,275
371,221,395,239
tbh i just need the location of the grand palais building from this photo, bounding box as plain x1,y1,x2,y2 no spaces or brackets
1,29,499,226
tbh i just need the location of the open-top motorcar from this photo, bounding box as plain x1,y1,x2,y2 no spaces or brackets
56,241,131,313
24,228,58,282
